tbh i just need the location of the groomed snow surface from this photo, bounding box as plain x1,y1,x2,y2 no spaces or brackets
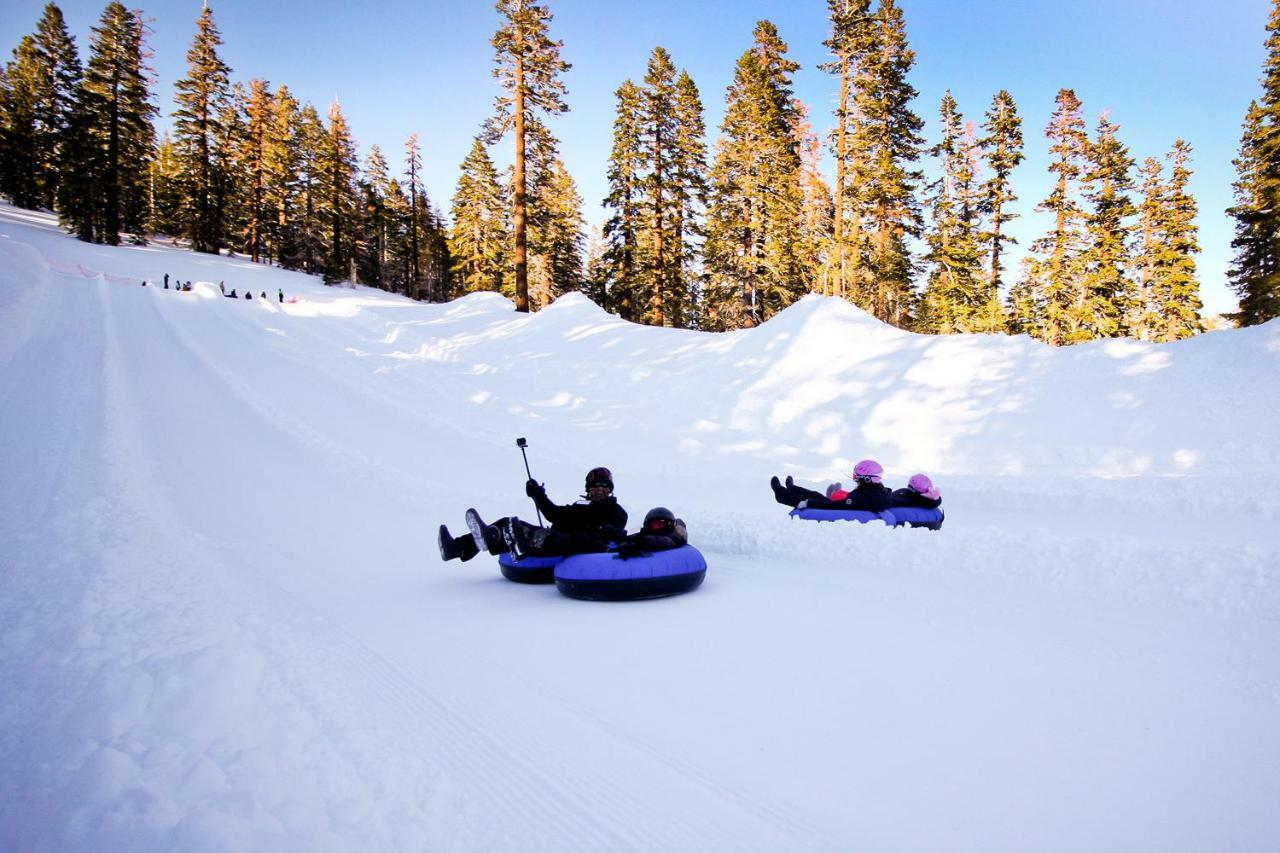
1,202,1278,852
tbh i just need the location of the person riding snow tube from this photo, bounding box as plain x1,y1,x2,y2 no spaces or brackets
438,466,627,563
770,459,892,513
555,507,706,601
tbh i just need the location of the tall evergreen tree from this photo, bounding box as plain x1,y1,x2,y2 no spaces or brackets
321,99,359,283
450,136,510,295
821,0,874,301
528,156,584,308
1142,141,1204,341
919,92,987,333
294,102,328,273
640,47,680,325
404,133,423,293
979,89,1023,303
669,70,709,327
27,3,82,210
239,78,274,262
75,2,155,244
601,79,644,319
148,131,182,235
795,101,834,299
172,5,232,253
1023,88,1090,344
263,85,302,267
858,0,924,326
1228,0,1280,325
1,37,43,208
1080,114,1136,339
485,0,571,313
703,23,805,329
355,143,391,288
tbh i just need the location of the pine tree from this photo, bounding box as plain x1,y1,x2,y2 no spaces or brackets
31,3,82,210
1145,141,1204,341
172,5,232,253
601,79,644,319
979,89,1023,304
1080,114,1135,339
795,100,834,299
1228,0,1280,324
703,22,805,330
76,2,155,244
858,0,924,326
669,70,708,327
1,37,43,208
321,100,359,283
485,0,571,313
263,85,303,267
215,83,246,254
919,92,986,333
239,78,273,262
148,131,183,235
1024,88,1090,344
1229,93,1280,323
356,144,391,288
529,156,584,308
450,136,510,295
640,47,680,325
821,0,874,302
404,133,423,293
293,102,328,273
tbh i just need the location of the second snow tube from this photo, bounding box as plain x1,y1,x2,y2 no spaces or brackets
554,545,707,602
883,507,945,530
496,553,560,584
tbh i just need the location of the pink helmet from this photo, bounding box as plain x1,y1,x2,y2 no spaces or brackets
909,473,941,501
852,459,883,484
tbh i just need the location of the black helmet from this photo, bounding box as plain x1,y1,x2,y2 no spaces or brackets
585,466,614,490
643,506,675,531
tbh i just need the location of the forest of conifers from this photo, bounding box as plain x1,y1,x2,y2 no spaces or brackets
3,1,1279,341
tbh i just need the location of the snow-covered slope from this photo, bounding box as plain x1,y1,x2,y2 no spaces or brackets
1,203,1277,852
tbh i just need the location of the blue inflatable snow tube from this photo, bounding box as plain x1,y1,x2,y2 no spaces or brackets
789,507,944,530
789,507,896,524
885,506,945,530
496,553,560,584
554,545,707,602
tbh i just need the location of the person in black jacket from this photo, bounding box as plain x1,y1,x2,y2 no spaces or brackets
438,467,628,562
611,507,688,559
770,459,892,512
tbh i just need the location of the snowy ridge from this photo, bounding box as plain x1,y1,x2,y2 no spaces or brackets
2,203,1278,851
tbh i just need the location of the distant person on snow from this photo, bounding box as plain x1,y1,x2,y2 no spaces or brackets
439,467,628,562
278,288,284,303
244,290,252,300
227,288,237,298
219,281,225,295
770,459,893,512
260,291,266,299
164,273,169,289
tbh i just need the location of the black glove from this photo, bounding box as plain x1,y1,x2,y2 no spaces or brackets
614,542,647,560
525,479,546,499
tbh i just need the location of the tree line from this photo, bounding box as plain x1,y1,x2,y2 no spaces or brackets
2,0,1278,339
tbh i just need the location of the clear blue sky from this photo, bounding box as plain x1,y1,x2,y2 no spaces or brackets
4,0,1273,315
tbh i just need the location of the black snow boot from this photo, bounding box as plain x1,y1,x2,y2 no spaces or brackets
439,525,478,562
770,476,785,501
